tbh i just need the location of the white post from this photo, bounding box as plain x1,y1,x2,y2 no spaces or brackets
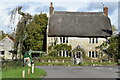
28,68,30,74
48,60,51,62
32,64,34,73
62,60,64,63
55,60,58,63
42,60,44,62
22,70,25,78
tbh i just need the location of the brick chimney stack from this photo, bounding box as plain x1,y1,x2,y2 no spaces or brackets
49,2,54,15
103,7,108,16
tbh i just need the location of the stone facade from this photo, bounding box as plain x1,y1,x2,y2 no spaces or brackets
47,37,108,59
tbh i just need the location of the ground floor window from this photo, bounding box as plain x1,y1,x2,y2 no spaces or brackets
88,51,97,58
59,51,69,57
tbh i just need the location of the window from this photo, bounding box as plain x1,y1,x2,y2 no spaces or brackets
1,51,4,55
59,51,69,57
60,37,68,43
89,38,98,44
88,51,98,58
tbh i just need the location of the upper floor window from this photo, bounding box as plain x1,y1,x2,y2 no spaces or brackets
89,38,98,44
60,37,68,43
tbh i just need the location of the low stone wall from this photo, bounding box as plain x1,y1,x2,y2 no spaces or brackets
38,59,71,63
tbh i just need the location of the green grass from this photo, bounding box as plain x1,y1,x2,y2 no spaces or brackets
2,66,46,78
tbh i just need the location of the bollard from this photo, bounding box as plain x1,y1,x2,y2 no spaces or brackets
42,60,44,62
32,64,34,73
48,60,51,63
62,60,64,63
55,60,58,63
22,70,25,78
28,68,30,74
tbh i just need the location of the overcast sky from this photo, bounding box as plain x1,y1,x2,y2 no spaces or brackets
0,0,119,33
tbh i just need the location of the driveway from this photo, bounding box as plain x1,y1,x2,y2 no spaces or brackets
35,66,119,78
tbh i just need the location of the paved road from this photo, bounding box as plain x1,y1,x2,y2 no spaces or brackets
35,66,119,78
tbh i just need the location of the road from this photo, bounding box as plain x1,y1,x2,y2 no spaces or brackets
35,66,119,78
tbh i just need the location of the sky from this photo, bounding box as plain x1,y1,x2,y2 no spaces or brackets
0,0,119,33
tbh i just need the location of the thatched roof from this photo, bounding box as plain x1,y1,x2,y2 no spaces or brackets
48,11,112,37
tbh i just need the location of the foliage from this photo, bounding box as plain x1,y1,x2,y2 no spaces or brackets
48,44,72,57
24,13,48,51
38,55,71,61
0,31,10,40
15,10,48,56
96,36,118,61
35,62,76,66
15,12,32,55
54,44,72,51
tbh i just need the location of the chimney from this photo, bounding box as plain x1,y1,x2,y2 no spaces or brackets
49,2,54,15
103,7,108,16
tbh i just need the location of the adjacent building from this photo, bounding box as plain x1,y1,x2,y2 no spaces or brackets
0,36,15,60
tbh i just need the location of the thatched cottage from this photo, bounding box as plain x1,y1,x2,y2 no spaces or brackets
47,3,112,62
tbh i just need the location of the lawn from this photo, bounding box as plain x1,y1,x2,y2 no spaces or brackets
2,66,46,78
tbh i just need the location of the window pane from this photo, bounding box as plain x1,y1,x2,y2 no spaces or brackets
92,38,94,43
66,37,68,43
89,38,91,43
92,51,94,58
89,51,91,57
96,38,98,43
63,37,65,43
66,51,68,57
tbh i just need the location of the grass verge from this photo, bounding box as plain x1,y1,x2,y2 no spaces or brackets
2,66,46,78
